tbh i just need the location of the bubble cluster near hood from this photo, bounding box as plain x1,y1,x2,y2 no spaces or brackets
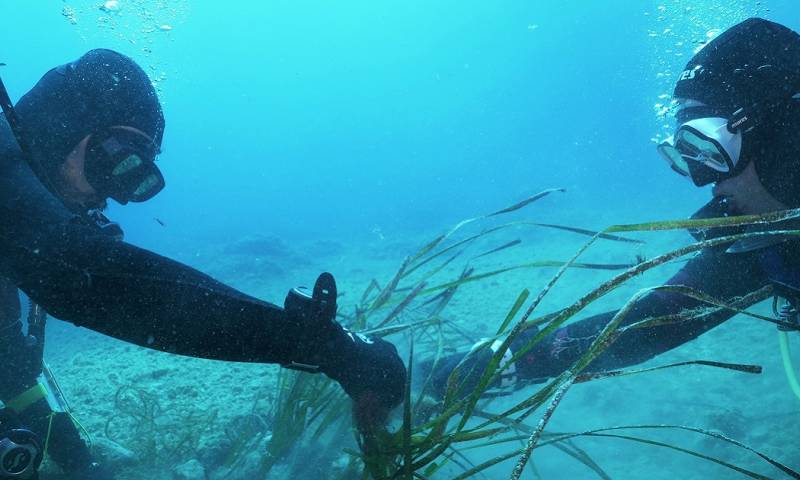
13,49,165,180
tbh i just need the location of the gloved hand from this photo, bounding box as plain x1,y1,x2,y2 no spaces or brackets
282,273,406,431
323,329,406,432
422,342,499,401
421,324,543,400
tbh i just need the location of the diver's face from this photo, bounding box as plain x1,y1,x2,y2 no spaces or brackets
58,126,153,209
668,98,787,215
711,161,787,215
59,133,99,207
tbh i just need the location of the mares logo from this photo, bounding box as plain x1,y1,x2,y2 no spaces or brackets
679,66,703,81
343,328,374,345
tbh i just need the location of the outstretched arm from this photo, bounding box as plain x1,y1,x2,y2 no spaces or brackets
424,244,770,399
0,157,405,415
0,157,300,363
516,245,768,380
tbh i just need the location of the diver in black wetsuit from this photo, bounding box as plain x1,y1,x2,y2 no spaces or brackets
0,49,405,480
427,18,800,398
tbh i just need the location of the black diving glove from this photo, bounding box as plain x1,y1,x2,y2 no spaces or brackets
422,324,544,400
282,273,406,430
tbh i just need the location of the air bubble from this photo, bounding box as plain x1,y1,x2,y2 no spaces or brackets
101,0,120,12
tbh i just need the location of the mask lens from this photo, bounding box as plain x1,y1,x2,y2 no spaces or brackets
132,173,163,200
657,140,690,176
112,154,143,176
676,129,728,170
85,128,165,203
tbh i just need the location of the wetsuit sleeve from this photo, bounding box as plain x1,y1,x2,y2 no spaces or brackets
516,245,768,379
0,158,301,365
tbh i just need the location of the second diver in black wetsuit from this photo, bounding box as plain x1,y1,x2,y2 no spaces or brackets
427,17,800,398
0,49,406,480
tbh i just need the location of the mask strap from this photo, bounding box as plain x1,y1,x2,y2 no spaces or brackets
728,106,756,134
728,91,800,134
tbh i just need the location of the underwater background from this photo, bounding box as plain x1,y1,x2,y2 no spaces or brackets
2,1,799,479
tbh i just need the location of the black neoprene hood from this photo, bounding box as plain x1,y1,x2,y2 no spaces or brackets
13,49,165,184
673,18,800,207
674,18,800,109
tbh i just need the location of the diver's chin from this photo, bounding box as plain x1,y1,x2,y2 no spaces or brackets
66,196,107,214
86,198,108,212
711,187,735,205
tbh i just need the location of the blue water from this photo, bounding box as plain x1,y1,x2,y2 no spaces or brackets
2,2,799,479
4,1,795,251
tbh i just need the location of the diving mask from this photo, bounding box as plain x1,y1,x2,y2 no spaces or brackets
658,93,800,186
657,116,744,186
84,127,164,204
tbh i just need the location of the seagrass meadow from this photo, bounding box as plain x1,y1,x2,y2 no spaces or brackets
42,191,800,479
